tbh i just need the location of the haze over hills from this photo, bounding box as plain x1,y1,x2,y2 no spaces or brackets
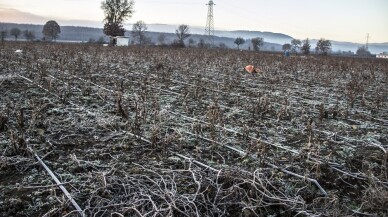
1,8,387,54
126,24,388,54
2,22,388,54
125,24,294,45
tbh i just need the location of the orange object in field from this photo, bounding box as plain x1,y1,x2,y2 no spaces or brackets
245,65,255,73
245,65,261,74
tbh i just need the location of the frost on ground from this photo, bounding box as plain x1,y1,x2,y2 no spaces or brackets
0,42,387,216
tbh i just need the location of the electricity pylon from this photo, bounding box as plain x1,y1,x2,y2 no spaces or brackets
205,0,215,46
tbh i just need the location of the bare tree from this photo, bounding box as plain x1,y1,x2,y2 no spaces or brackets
301,38,311,55
101,0,134,38
0,30,7,42
234,37,245,50
175,24,191,46
10,28,21,41
131,20,148,45
24,30,35,41
316,38,331,55
251,37,264,51
103,23,125,40
291,39,301,53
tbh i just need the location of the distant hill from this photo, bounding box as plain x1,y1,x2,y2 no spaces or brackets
1,22,387,54
215,30,293,45
128,24,294,45
0,22,106,42
309,39,388,55
0,22,283,50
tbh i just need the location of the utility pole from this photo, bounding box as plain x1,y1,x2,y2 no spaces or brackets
366,33,369,51
205,0,215,46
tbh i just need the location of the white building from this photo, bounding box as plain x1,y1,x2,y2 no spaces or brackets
376,52,388,59
110,36,129,46
116,36,129,46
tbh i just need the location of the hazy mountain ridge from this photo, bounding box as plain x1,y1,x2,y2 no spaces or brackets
1,22,387,54
217,30,293,45
0,22,105,42
127,24,294,45
0,22,287,50
309,39,388,54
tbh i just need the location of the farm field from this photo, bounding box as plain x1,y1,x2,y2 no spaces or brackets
0,42,387,216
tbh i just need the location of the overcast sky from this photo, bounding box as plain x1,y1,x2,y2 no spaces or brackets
0,0,387,43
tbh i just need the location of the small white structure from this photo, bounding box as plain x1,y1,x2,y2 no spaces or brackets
115,36,129,46
376,52,388,59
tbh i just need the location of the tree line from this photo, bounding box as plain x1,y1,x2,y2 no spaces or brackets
281,38,371,56
1,28,35,42
2,0,372,57
1,20,61,42
281,38,331,55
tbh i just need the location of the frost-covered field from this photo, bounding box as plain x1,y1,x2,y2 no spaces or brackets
0,42,387,216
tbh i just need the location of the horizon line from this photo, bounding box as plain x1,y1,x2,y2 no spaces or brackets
1,21,388,45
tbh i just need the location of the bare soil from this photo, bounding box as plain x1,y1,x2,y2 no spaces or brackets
0,42,387,216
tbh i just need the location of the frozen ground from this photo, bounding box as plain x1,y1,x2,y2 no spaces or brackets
0,42,387,216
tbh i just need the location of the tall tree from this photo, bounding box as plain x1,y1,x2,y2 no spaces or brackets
251,37,264,51
0,30,7,42
316,38,331,55
10,28,21,41
131,20,147,45
101,0,134,38
234,37,245,50
42,20,61,41
103,23,125,39
175,24,191,46
291,39,301,53
24,30,35,41
301,38,311,55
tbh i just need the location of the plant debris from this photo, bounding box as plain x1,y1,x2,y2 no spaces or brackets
0,42,387,216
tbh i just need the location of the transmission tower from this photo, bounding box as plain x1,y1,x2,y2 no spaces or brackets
205,0,215,45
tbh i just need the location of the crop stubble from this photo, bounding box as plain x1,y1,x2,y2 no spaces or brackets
0,42,387,216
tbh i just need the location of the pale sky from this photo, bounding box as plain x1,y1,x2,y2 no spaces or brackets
0,0,387,43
